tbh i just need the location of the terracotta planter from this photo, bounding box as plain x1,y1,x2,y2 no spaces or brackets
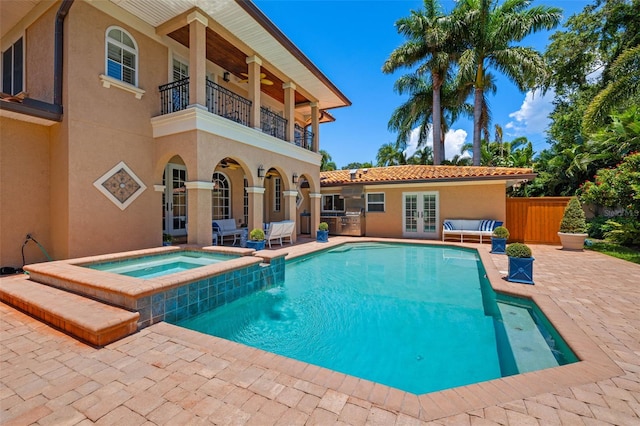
558,232,587,251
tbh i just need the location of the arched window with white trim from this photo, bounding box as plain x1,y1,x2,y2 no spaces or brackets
106,27,138,86
212,172,231,220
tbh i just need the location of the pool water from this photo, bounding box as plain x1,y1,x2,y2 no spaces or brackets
175,243,576,394
86,250,239,279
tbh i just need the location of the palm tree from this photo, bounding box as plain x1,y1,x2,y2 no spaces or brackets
583,44,640,133
407,146,434,165
319,149,337,171
387,73,475,162
453,0,561,165
383,0,457,165
376,142,407,167
461,135,534,167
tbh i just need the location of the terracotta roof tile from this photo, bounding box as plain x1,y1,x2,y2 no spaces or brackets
320,165,535,186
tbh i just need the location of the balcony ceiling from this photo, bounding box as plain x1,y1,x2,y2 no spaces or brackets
1,0,39,39
109,0,350,111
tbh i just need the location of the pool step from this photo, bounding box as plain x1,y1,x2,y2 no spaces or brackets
497,302,559,373
0,275,139,346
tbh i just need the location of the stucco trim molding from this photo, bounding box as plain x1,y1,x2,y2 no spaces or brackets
93,161,147,211
283,190,298,197
184,181,215,190
153,185,166,192
150,107,321,166
246,187,266,194
309,193,322,199
99,74,146,99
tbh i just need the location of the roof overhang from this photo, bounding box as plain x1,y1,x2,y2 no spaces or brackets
0,98,62,126
108,0,350,111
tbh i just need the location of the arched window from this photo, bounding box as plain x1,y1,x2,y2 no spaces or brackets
212,172,230,220
106,27,138,86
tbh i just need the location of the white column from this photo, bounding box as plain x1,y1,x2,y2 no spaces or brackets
310,102,319,152
246,56,262,129
283,189,298,242
309,192,321,237
184,181,214,246
283,82,296,142
246,186,265,231
188,11,208,108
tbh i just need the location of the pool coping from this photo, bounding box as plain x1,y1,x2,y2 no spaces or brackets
141,237,624,422
22,246,264,308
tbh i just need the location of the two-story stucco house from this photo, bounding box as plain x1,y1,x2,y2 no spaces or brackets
0,0,350,269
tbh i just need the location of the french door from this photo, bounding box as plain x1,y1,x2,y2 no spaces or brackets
403,192,439,238
163,164,187,237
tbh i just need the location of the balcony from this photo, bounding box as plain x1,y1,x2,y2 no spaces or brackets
158,78,313,150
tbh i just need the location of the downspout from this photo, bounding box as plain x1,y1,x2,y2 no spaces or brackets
53,0,75,111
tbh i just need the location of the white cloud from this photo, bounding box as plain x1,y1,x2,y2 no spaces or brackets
506,88,555,137
404,127,468,160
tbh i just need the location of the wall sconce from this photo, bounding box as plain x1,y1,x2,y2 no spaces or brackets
223,71,230,82
292,173,298,184
257,165,265,178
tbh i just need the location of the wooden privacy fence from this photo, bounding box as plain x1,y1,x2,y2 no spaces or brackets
506,197,572,245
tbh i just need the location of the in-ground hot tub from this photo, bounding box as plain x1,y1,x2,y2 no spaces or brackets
24,246,286,329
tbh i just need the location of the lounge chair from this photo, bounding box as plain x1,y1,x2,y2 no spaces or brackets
265,222,286,248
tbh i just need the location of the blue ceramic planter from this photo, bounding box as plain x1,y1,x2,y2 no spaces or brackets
246,240,266,250
507,256,534,285
491,237,507,254
316,230,329,243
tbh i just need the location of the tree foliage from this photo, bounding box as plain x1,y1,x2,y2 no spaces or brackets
524,0,640,197
579,152,640,216
453,0,561,165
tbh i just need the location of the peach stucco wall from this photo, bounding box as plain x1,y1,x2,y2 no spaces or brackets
56,2,167,258
0,119,52,268
360,182,507,239
25,3,57,103
1,1,323,266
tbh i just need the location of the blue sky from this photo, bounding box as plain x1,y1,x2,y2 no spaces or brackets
254,0,590,168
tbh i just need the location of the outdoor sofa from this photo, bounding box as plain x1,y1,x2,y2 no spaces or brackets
265,221,295,248
442,219,502,244
212,219,243,245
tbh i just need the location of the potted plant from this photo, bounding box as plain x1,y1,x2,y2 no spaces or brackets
246,228,266,250
491,226,510,254
558,197,588,251
506,243,534,285
162,233,173,246
317,222,329,243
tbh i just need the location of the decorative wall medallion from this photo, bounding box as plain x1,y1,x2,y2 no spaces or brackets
93,161,147,210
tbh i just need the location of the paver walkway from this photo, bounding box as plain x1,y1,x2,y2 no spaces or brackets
1,242,639,425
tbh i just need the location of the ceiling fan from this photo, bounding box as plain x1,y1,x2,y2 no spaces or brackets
219,158,241,170
239,72,274,86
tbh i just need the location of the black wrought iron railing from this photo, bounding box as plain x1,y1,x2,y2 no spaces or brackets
158,79,316,151
294,124,314,150
260,107,287,140
206,79,251,127
159,77,190,114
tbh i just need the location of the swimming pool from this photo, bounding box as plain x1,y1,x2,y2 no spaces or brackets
85,250,240,279
175,243,577,394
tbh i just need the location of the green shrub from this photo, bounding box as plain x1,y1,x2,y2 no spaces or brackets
506,243,532,258
492,226,510,239
249,228,265,241
587,215,610,239
318,222,329,231
559,197,587,233
603,216,640,246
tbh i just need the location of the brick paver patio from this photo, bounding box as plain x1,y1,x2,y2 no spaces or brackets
1,241,639,425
